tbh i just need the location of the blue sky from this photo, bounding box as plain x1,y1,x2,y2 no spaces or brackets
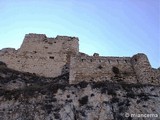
0,0,159,68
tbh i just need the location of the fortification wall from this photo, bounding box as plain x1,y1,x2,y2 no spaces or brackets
69,53,137,84
70,53,160,84
0,33,79,78
0,33,159,85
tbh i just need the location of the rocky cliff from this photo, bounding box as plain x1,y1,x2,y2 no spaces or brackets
0,63,160,120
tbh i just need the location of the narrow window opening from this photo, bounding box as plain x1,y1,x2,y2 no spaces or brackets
49,56,54,59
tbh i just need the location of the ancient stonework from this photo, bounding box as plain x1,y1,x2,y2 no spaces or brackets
0,33,159,85
0,33,79,78
0,33,160,120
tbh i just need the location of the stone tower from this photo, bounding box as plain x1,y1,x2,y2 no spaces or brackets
131,53,152,84
0,33,79,78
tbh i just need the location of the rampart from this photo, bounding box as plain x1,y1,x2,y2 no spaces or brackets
69,52,160,84
69,53,137,84
0,33,159,84
0,33,79,78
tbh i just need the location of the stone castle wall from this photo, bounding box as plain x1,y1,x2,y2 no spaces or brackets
69,53,160,84
0,33,79,78
0,33,159,84
19,34,79,55
69,53,137,84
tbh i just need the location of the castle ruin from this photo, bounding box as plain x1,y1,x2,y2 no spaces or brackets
0,33,159,84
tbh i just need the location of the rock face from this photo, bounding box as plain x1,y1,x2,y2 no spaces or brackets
0,66,160,120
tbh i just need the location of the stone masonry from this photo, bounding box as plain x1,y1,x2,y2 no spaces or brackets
0,33,159,84
0,33,79,78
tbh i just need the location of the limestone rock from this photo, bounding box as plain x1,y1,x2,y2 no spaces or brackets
0,67,159,120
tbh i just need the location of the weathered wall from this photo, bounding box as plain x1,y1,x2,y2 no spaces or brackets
0,33,159,85
19,34,79,55
69,53,137,84
131,53,159,84
70,53,160,84
0,33,79,78
152,68,160,84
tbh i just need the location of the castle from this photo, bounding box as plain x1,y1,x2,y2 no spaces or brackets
0,33,159,84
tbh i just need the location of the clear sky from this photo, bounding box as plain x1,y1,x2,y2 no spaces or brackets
0,0,159,68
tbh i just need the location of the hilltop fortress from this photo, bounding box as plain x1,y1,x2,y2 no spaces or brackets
0,33,159,84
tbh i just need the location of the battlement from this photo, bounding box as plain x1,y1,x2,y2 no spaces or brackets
0,33,159,85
